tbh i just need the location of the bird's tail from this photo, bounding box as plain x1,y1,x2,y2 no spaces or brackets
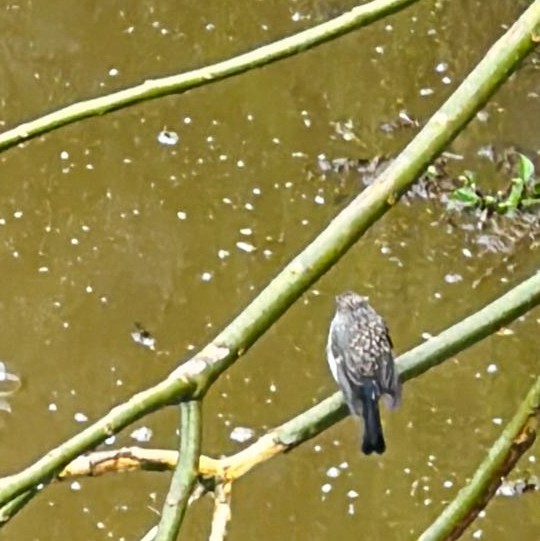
360,382,385,455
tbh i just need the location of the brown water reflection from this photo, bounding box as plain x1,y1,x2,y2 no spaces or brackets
0,1,538,540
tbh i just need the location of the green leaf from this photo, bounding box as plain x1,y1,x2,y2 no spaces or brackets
518,153,534,183
451,187,480,205
500,177,524,212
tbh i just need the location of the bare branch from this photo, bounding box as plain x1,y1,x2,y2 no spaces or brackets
418,376,540,541
155,401,202,541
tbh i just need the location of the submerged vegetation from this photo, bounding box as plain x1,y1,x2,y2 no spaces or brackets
449,153,539,216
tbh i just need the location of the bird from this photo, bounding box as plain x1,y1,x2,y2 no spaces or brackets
326,291,401,455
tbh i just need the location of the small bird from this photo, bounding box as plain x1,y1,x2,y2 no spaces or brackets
326,291,401,455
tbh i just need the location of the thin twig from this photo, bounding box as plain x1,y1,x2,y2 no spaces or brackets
0,1,537,512
418,376,540,541
0,0,417,153
209,482,232,541
154,401,202,541
26,271,540,489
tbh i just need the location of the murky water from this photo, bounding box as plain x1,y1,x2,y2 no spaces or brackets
0,1,538,540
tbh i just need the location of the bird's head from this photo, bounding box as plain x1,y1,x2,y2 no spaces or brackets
335,291,370,312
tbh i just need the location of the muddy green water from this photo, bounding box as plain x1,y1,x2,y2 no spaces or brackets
0,1,538,540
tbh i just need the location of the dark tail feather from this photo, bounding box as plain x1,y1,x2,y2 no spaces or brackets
360,384,385,455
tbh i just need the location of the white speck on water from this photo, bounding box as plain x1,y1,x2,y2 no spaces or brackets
218,249,230,260
444,273,462,284
375,45,384,54
478,510,486,518
60,151,69,160
74,412,88,423
269,383,277,393
96,521,105,530
205,23,215,31
263,249,273,258
492,417,503,425
70,238,79,246
48,403,57,412
435,62,448,73
13,211,23,219
326,467,340,479
385,24,393,31
183,116,192,124
230,426,255,443
105,435,116,445
472,529,483,539
404,468,411,474
321,483,332,494
236,160,245,168
314,195,325,205
420,87,434,96
462,248,473,258
339,461,349,470
157,130,179,146
477,110,489,122
421,332,433,340
38,266,49,273
108,68,119,76
236,241,256,253
313,445,322,453
347,490,359,499
442,76,452,85
253,187,261,195
529,455,536,463
85,285,93,293
70,481,82,491
130,426,153,443
443,480,453,488
423,498,432,506
240,228,253,236
486,364,497,374
176,211,187,220
201,272,213,282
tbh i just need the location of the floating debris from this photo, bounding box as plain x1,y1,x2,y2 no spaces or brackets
157,130,179,146
130,426,153,443
0,362,21,413
230,426,255,443
236,241,256,253
131,323,156,351
74,412,88,423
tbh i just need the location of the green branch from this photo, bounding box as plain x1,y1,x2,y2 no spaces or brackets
0,0,537,511
0,0,417,153
253,271,540,456
155,401,202,541
418,376,540,541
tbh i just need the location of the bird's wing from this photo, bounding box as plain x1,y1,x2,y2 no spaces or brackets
329,325,364,416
